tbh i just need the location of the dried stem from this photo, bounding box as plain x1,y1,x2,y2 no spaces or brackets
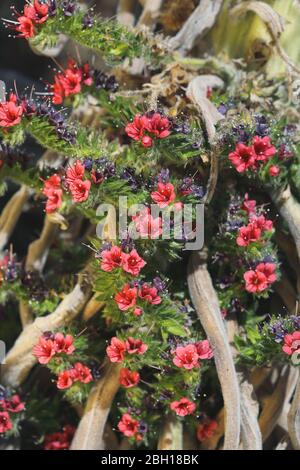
70,363,121,450
157,415,183,450
0,186,30,251
117,0,137,26
137,0,163,29
1,269,92,387
25,214,59,273
287,369,300,449
187,250,240,449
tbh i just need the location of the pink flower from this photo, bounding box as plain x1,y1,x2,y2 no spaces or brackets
170,397,196,417
65,160,85,187
44,425,75,451
0,412,12,434
172,344,199,370
151,182,176,208
196,420,218,442
15,16,35,38
194,340,213,359
125,337,148,355
241,193,256,215
119,368,140,388
243,270,268,293
229,143,256,173
106,337,126,362
145,113,171,138
269,165,280,177
1,395,25,413
236,223,261,247
133,307,143,316
101,246,126,272
71,362,93,384
132,208,162,238
282,331,300,356
252,136,276,162
118,413,139,437
115,284,138,311
44,188,63,213
125,115,147,141
33,336,56,364
250,215,273,232
53,333,75,355
0,93,23,128
122,249,146,276
24,1,49,24
141,135,153,147
256,262,277,284
57,370,73,390
138,283,161,305
69,179,91,202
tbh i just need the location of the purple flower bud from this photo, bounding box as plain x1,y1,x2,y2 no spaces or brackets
61,0,77,16
82,11,94,29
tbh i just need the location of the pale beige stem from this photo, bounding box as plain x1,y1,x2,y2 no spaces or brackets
287,370,300,449
19,300,33,328
0,186,30,251
1,271,92,387
25,214,58,273
157,415,183,450
137,0,163,28
70,363,121,450
187,251,240,449
117,0,136,26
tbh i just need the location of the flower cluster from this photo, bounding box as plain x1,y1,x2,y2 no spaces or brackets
33,332,75,364
244,262,277,294
117,413,143,441
100,246,146,276
13,0,50,39
0,93,23,128
172,340,213,370
282,331,300,356
115,282,161,314
0,391,25,435
43,425,75,450
170,397,196,417
229,136,277,175
196,418,218,442
106,336,148,363
49,59,118,105
125,112,171,148
56,362,93,390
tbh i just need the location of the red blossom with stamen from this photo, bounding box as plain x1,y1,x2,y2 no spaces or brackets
114,284,137,311
256,262,277,284
53,333,75,355
33,336,56,364
138,283,161,305
118,413,139,437
241,193,256,215
0,93,23,128
125,337,148,355
2,395,25,413
196,420,218,442
69,178,91,203
252,136,276,162
172,344,199,370
282,331,300,356
151,182,176,208
101,246,126,272
132,207,162,238
15,16,35,38
145,113,171,138
122,249,146,276
243,269,268,293
250,215,273,232
71,362,93,384
56,370,73,390
194,340,214,359
229,143,256,173
0,412,12,434
236,223,261,247
65,160,85,186
125,115,147,141
119,368,140,388
106,337,127,362
170,397,196,416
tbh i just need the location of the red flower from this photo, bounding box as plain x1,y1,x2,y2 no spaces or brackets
145,113,171,138
65,160,85,186
115,284,137,311
243,270,268,293
80,63,93,86
118,413,139,437
106,337,126,362
250,215,273,232
43,174,61,194
172,344,199,370
125,337,148,355
196,420,218,442
229,143,256,173
15,16,35,38
42,176,63,213
61,68,82,97
24,1,49,24
122,249,146,276
33,336,56,364
141,135,153,148
194,340,213,359
133,307,143,316
119,368,140,388
236,223,261,247
44,425,75,451
138,283,161,305
282,331,300,356
241,193,256,215
170,397,196,417
57,370,73,390
252,136,276,162
151,182,176,208
125,115,147,141
52,76,65,105
0,412,12,434
3,395,25,413
132,207,162,238
269,165,280,177
256,262,277,284
53,333,75,355
69,179,91,202
0,93,23,128
71,362,93,384
101,246,126,272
